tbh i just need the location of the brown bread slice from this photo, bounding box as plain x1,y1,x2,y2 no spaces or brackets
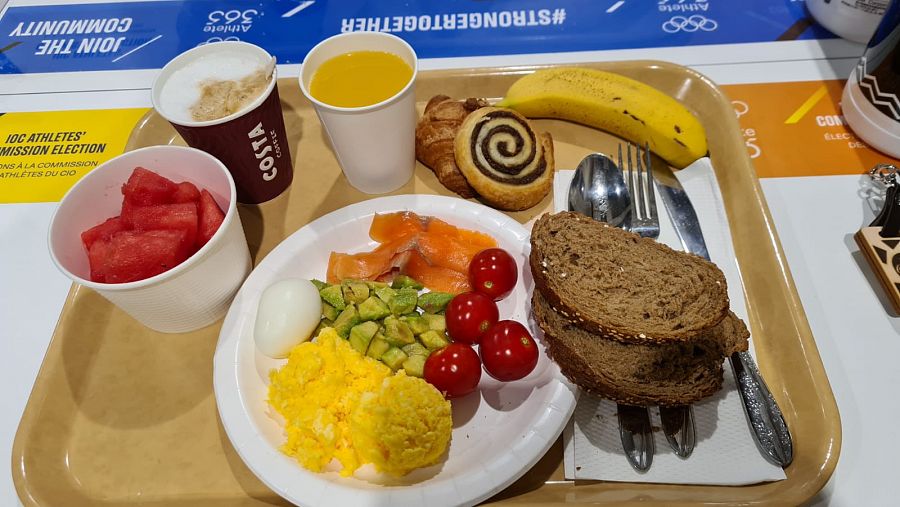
533,292,749,406
530,211,730,344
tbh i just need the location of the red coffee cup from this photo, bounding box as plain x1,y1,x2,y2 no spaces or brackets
152,41,293,204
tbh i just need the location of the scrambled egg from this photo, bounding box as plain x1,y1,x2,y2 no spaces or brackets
352,371,452,476
267,328,451,477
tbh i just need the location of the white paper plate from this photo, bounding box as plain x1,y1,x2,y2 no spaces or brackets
214,194,577,507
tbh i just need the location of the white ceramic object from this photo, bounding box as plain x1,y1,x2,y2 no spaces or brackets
806,0,886,44
48,145,252,333
299,32,418,194
843,67,900,158
214,195,577,507
841,7,900,159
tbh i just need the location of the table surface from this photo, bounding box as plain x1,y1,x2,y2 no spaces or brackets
2,1,898,506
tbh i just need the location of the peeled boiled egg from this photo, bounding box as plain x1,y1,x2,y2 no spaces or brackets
254,278,322,358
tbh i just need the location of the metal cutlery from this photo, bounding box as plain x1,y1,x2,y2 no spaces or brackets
617,404,655,472
567,153,632,229
567,146,702,471
616,143,661,471
621,143,698,461
620,143,659,239
654,158,794,467
567,153,654,472
659,404,696,459
566,145,792,470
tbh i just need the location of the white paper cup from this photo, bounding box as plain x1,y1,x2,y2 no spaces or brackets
299,32,418,194
48,145,252,333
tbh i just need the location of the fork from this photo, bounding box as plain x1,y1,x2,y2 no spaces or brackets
620,142,659,239
615,143,696,470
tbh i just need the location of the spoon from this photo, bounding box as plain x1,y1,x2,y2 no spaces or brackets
568,154,656,472
567,153,632,229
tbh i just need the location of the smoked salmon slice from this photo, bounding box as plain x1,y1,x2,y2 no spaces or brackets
416,233,488,274
326,235,416,283
369,212,427,243
403,251,472,294
426,218,496,249
326,211,498,293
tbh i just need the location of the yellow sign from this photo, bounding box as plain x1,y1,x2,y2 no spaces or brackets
0,108,149,203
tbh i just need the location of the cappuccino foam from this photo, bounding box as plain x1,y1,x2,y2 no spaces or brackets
159,53,273,124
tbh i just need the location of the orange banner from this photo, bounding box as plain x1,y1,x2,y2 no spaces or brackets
722,80,900,178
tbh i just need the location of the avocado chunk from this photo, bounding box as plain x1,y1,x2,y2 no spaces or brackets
310,279,327,291
381,347,408,371
349,321,379,355
391,274,424,290
332,304,360,339
389,287,418,315
364,280,389,290
358,296,391,321
402,342,429,357
341,280,370,305
366,333,391,360
319,285,345,311
383,315,415,346
419,329,451,351
402,354,427,378
374,286,397,305
321,302,339,322
313,319,333,338
400,314,430,335
418,292,454,314
422,313,446,332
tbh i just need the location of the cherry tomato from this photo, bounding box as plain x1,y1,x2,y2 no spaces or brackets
424,343,482,398
479,320,539,382
445,292,499,344
469,248,518,301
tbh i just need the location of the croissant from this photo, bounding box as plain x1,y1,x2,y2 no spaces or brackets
415,95,489,198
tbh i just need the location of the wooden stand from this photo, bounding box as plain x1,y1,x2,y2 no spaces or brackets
855,226,900,313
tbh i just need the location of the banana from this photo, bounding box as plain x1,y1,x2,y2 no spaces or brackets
495,67,708,169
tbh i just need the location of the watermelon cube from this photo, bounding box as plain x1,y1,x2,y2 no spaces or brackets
125,202,199,249
120,200,136,228
121,167,178,205
87,237,114,283
172,181,201,203
101,229,193,283
81,167,221,284
81,216,126,251
197,190,225,247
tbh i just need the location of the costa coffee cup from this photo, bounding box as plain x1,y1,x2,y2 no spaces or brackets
152,41,293,204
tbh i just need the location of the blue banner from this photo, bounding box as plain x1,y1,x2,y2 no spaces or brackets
0,0,835,75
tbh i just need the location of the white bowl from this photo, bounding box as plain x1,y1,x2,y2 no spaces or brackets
48,145,252,333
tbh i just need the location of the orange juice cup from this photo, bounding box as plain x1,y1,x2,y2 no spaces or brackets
299,32,418,194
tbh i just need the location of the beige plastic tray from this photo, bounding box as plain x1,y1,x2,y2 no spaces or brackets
14,61,840,506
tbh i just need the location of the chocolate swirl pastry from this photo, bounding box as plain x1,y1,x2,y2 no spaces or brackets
454,107,554,211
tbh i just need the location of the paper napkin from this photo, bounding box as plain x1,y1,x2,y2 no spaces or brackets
550,158,786,485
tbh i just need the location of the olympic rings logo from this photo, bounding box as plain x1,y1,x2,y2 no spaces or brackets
662,15,718,33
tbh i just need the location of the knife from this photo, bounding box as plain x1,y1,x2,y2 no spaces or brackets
654,165,794,468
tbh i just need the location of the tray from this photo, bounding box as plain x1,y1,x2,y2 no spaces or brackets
13,61,840,506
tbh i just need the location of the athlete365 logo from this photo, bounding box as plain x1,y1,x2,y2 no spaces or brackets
662,15,718,33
